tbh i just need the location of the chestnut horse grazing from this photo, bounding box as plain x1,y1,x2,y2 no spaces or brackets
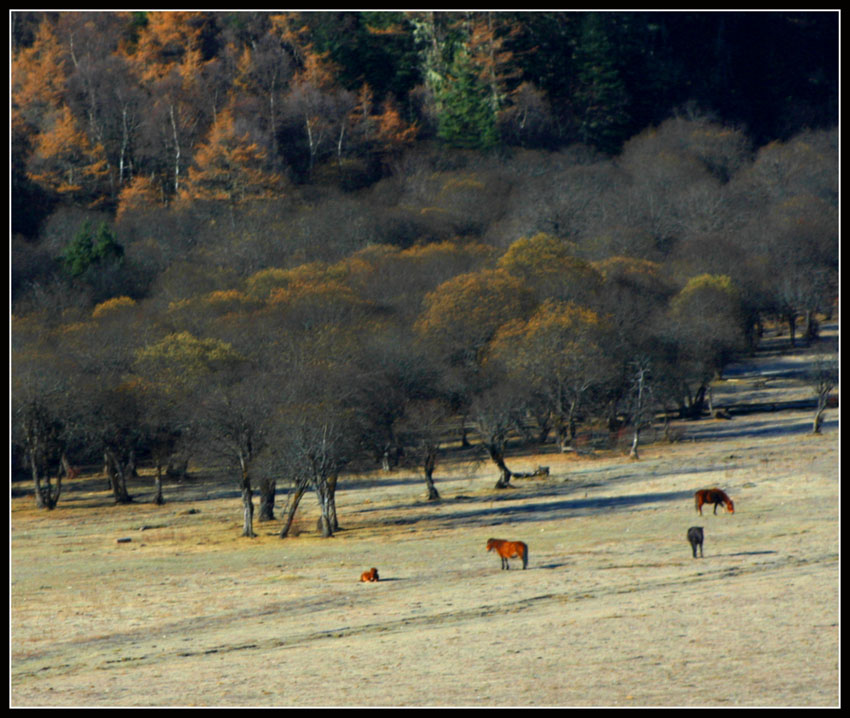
360,567,379,582
486,538,528,570
687,527,704,558
695,488,734,515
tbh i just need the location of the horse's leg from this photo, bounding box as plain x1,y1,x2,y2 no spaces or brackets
714,502,719,515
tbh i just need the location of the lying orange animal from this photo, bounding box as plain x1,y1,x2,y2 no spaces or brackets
360,567,380,582
486,538,528,570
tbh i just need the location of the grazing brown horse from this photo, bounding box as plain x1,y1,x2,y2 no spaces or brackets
360,567,379,582
695,488,734,515
486,538,528,570
687,526,704,558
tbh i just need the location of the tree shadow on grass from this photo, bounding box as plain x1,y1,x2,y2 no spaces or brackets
381,489,696,530
683,416,837,443
357,461,727,518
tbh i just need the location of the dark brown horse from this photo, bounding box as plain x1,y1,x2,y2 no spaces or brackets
695,488,734,515
687,526,704,558
486,538,528,570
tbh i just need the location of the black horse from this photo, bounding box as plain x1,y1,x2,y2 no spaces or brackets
687,527,704,558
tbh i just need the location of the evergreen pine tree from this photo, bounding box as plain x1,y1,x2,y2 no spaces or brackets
436,48,498,150
572,13,630,153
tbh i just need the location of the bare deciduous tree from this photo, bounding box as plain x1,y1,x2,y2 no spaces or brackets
808,346,838,435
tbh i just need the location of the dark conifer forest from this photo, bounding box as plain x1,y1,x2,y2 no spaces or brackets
11,12,838,534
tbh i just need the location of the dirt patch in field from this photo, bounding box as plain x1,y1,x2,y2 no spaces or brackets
11,327,839,706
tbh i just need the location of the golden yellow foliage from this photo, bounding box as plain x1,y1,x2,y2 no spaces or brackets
92,296,136,319
416,268,534,363
669,274,744,331
592,255,662,281
499,233,601,304
401,240,494,264
488,299,614,404
166,289,261,325
439,175,486,197
491,299,605,359
245,261,349,300
267,279,360,309
498,232,580,275
134,331,243,392
672,274,739,308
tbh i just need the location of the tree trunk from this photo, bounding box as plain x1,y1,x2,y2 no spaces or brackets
29,448,61,510
153,463,164,505
327,472,340,532
169,104,181,194
812,392,829,434
240,462,256,538
488,445,513,489
689,383,708,418
423,452,440,501
785,311,797,347
460,417,471,448
104,448,134,504
316,493,333,537
629,425,640,459
312,473,339,538
279,483,307,538
313,474,335,538
258,477,276,522
804,310,819,343
555,419,570,452
60,453,77,479
104,452,112,489
166,457,189,482
630,362,647,459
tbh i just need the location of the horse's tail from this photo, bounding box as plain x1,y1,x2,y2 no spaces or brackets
522,543,528,569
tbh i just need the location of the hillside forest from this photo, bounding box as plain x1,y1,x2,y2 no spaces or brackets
11,11,839,537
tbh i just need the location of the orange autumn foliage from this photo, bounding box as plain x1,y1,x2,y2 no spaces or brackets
116,175,162,220
12,20,68,130
27,106,110,204
128,11,211,85
179,109,288,204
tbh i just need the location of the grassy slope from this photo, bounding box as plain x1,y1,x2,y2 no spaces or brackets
11,326,839,707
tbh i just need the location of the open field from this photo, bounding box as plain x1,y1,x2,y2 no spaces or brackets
11,327,839,706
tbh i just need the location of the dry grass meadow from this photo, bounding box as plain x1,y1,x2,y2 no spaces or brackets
10,325,839,707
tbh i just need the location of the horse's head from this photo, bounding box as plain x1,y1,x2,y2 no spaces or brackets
486,539,496,552
726,499,735,514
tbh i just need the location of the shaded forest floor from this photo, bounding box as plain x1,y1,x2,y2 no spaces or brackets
10,323,839,706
